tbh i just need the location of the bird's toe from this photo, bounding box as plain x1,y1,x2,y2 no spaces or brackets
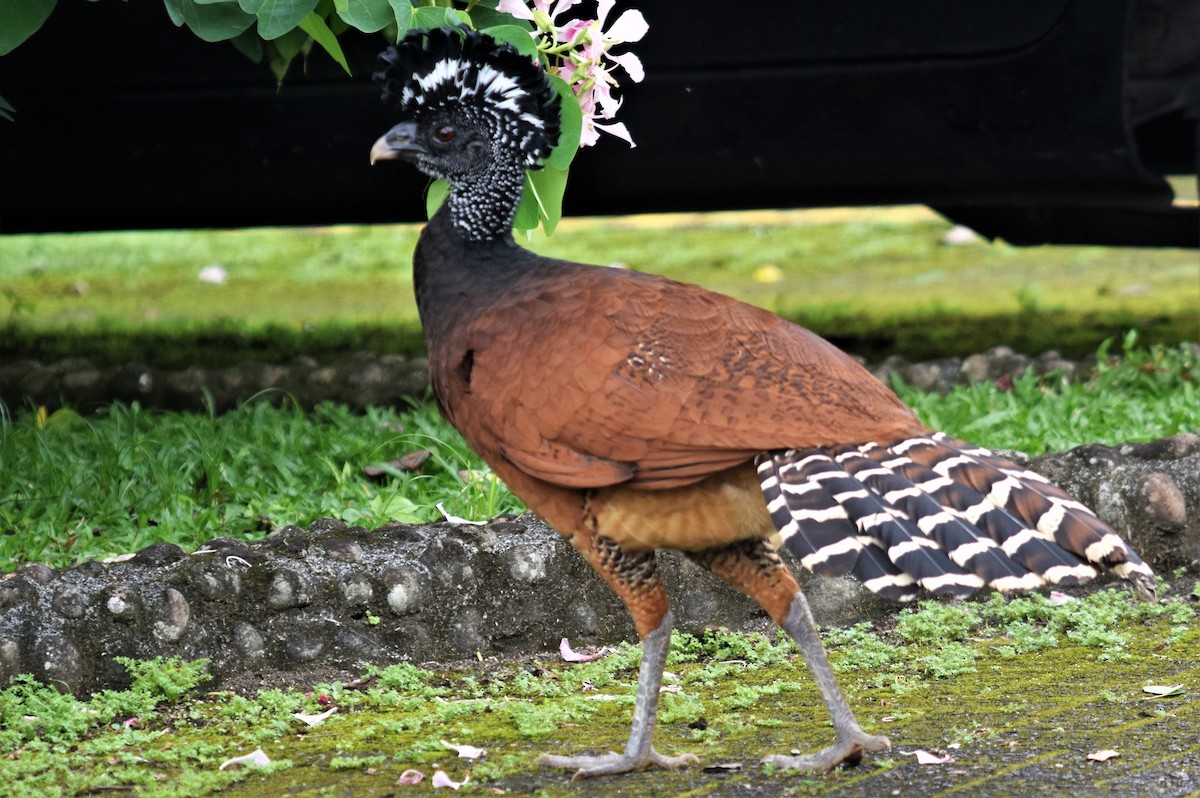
537,749,698,780
763,731,890,772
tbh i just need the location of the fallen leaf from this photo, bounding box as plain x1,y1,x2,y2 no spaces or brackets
902,749,955,765
396,768,425,785
219,749,271,770
560,637,607,662
293,707,338,727
1047,591,1075,605
442,740,486,759
702,761,743,773
1088,749,1120,762
432,770,469,790
1142,684,1186,697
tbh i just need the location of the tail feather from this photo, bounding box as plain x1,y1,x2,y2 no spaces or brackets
757,432,1157,602
836,445,1045,593
858,441,1097,587
760,453,983,599
759,457,917,601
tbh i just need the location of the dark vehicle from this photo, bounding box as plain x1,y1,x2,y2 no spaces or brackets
0,0,1196,245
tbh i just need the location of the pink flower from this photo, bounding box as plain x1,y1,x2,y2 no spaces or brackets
498,0,647,147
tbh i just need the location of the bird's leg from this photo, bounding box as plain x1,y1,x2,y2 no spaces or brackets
687,538,890,771
536,533,699,779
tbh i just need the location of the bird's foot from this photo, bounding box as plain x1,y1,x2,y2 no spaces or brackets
763,731,890,772
537,749,699,780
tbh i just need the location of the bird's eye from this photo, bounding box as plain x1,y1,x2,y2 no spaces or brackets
434,125,457,143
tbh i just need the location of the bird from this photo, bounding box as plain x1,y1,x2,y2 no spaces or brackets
369,28,1157,780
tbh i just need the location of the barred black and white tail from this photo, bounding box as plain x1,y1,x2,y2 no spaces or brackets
757,432,1156,602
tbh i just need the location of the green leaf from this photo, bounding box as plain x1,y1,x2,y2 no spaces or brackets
299,11,350,72
0,0,55,57
479,24,537,57
162,0,256,42
425,179,449,219
0,95,15,122
410,5,460,30
333,0,392,33
469,7,530,31
230,27,265,62
388,0,413,33
512,177,540,233
239,0,319,40
546,74,581,170
528,165,569,235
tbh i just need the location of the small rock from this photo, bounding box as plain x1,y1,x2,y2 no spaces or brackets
341,573,374,605
16,563,55,585
152,588,191,642
504,543,549,583
1069,443,1123,468
267,569,314,610
132,542,186,566
232,622,266,659
385,566,425,616
321,540,364,564
285,636,325,662
1140,472,1187,534
0,579,38,612
308,518,348,535
0,637,21,686
51,586,88,619
182,561,243,602
102,584,141,623
34,634,81,693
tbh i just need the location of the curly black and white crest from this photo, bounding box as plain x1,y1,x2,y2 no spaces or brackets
375,28,561,169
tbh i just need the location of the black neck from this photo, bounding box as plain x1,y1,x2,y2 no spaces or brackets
445,157,526,243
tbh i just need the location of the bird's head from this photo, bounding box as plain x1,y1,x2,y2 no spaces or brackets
370,27,561,185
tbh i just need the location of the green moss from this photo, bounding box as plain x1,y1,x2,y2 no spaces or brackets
0,588,1195,796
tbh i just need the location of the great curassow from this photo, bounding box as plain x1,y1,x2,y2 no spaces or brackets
369,28,1157,779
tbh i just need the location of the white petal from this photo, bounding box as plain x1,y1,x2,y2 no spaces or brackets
496,0,534,21
607,51,644,82
594,120,635,147
219,749,271,770
605,9,649,42
292,707,337,727
560,637,606,662
442,740,487,759
902,749,955,765
432,770,468,789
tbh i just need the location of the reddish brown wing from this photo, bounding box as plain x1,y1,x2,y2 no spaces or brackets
458,264,926,490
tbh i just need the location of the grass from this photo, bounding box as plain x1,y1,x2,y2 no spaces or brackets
0,588,1193,796
2,208,1197,367
1,335,1196,571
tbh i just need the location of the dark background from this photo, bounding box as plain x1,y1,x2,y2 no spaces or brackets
0,0,1196,245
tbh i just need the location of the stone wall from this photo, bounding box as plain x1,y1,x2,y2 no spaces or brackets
1,436,1195,696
